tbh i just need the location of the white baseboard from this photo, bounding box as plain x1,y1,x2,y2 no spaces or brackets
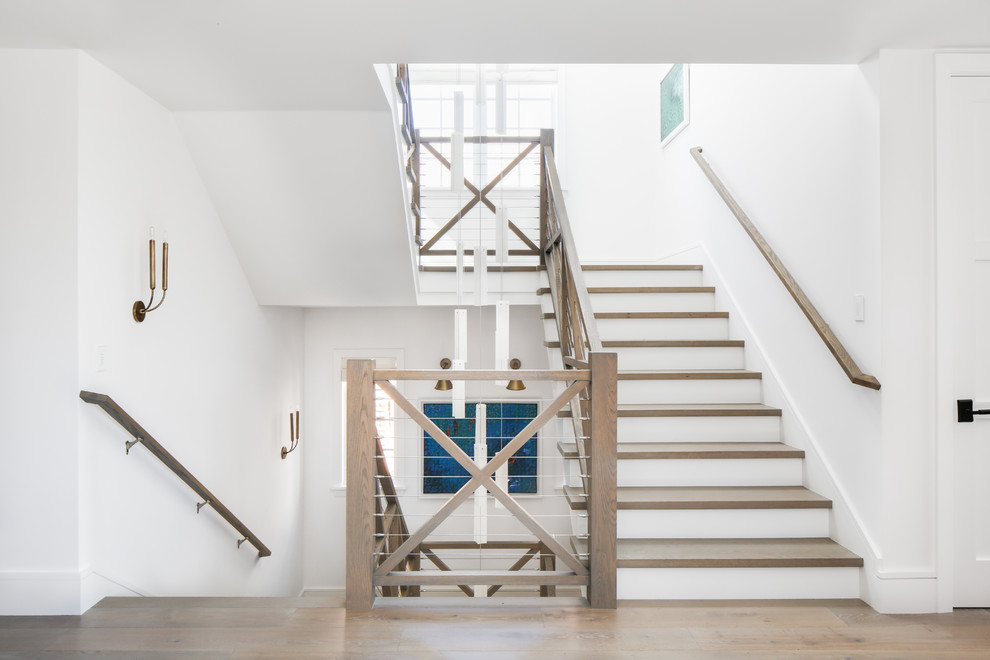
0,569,83,615
863,566,939,614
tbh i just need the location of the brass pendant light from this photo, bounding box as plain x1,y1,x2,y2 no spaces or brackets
506,358,525,391
435,358,453,391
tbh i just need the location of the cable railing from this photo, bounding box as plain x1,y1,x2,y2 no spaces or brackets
689,147,881,390
79,390,271,557
537,130,610,520
394,65,544,270
344,361,617,610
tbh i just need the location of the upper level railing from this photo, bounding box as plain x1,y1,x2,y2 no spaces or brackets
689,147,880,390
79,390,271,557
394,65,543,269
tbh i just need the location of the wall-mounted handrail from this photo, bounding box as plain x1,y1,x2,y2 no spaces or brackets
79,390,272,557
689,147,880,390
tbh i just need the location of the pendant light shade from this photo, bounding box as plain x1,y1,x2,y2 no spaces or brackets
506,358,525,391
435,358,453,391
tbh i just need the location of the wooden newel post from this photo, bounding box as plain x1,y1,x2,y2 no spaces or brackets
539,128,554,266
345,359,376,611
588,351,617,609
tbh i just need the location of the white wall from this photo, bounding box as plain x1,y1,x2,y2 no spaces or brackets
0,49,81,615
174,110,415,307
876,49,939,611
301,305,556,591
75,54,306,609
651,62,884,534
562,65,668,262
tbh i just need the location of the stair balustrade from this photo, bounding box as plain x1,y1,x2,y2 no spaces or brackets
344,360,617,610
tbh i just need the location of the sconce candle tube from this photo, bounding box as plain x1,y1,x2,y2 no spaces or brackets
133,226,170,322
282,409,300,459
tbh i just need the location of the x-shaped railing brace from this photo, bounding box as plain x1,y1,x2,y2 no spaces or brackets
419,141,541,253
373,379,590,577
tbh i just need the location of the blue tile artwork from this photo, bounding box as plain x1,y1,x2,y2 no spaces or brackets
423,402,538,494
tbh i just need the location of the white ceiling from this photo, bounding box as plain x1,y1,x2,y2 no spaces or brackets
1,0,989,111
3,0,987,307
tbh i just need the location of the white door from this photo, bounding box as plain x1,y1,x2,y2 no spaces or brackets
940,64,990,607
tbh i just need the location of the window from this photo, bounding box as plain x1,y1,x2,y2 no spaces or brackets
422,402,538,494
410,64,560,190
338,353,401,486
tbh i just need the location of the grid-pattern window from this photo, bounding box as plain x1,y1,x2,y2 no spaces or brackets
422,402,538,495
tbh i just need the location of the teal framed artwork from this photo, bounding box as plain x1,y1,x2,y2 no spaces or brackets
660,63,689,146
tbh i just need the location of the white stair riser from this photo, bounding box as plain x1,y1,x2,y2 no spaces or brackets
614,346,745,370
543,317,730,341
570,509,829,540
618,378,763,405
617,416,782,443
617,458,802,487
616,508,830,539
616,567,860,600
582,270,704,288
418,270,543,294
591,292,715,313
599,317,729,341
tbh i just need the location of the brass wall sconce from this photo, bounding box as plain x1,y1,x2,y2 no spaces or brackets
281,410,300,459
435,358,453,391
133,226,169,322
506,358,526,391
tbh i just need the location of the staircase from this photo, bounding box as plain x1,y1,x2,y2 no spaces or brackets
543,264,863,600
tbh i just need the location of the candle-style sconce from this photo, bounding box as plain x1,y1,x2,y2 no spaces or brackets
281,410,300,459
133,226,169,322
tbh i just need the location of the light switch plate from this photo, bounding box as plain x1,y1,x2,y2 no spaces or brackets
854,294,866,322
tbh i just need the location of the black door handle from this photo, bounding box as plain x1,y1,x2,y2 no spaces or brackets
958,399,990,422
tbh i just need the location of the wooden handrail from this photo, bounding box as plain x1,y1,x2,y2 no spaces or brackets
542,144,602,353
689,147,880,390
79,390,272,557
418,135,541,144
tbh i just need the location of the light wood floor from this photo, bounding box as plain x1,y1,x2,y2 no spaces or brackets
2,596,989,659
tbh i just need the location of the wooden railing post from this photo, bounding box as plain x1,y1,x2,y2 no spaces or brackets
588,351,617,609
539,128,554,266
346,359,376,611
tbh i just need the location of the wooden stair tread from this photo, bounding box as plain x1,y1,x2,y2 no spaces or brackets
558,403,781,418
375,570,588,586
562,485,830,510
572,538,863,568
545,340,744,348
537,286,714,295
582,264,703,271
557,441,804,460
617,369,761,380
